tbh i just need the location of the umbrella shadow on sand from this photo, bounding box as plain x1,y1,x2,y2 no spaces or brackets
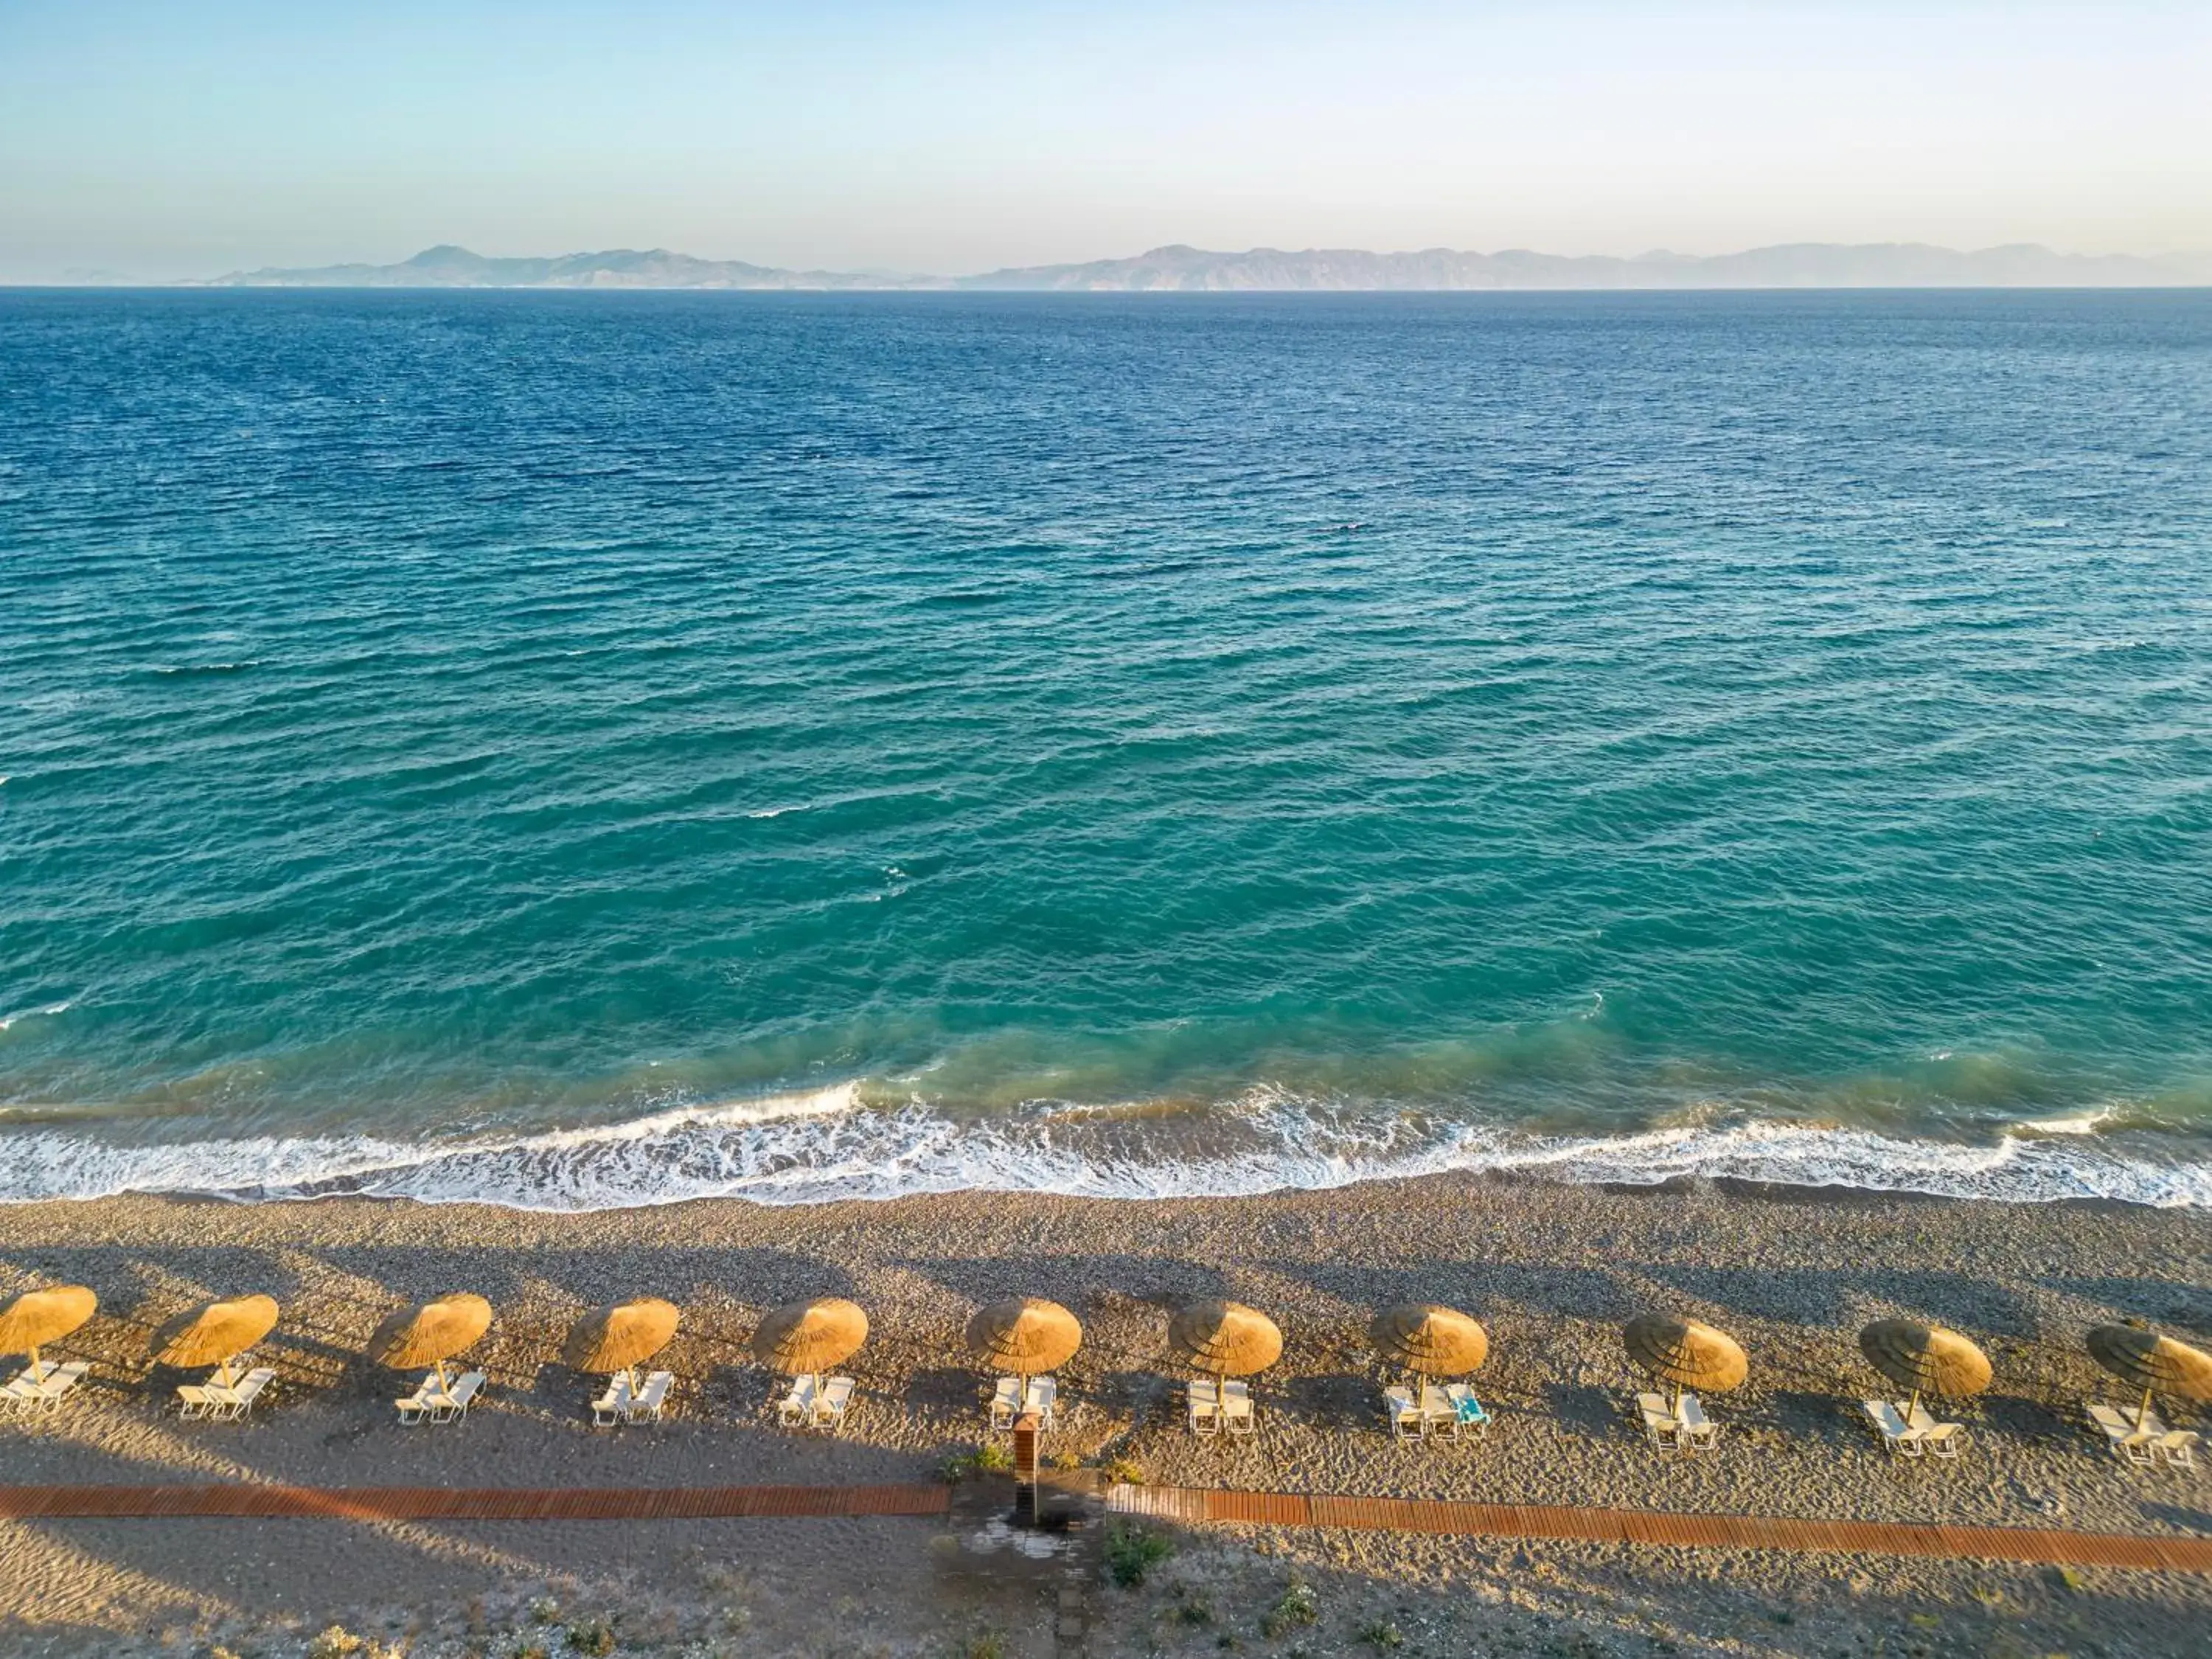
1635,1262,2041,1335
897,1248,1244,1302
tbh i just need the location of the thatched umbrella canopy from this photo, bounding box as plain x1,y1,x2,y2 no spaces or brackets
754,1297,868,1387
1169,1300,1283,1387
565,1298,680,1391
1623,1312,1747,1412
2087,1324,2212,1431
1369,1304,1488,1380
153,1295,279,1387
966,1298,1081,1388
0,1285,97,1380
368,1293,492,1391
1859,1319,1992,1419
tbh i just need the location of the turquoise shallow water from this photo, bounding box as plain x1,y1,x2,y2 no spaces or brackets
2,288,2209,1207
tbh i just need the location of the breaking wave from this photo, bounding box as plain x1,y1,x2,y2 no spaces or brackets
4,1082,2205,1211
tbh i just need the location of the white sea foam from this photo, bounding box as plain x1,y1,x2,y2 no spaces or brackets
0,1001,72,1032
1,1082,2205,1211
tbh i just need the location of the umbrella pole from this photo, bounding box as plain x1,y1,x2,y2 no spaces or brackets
1672,1380,1683,1419
2138,1385,2154,1434
1907,1388,1921,1423
435,1360,450,1394
26,1344,41,1384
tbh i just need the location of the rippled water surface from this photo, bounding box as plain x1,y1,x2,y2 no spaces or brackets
3,289,2209,1206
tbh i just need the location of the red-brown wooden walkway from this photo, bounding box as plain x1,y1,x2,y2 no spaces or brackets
1105,1486,2212,1573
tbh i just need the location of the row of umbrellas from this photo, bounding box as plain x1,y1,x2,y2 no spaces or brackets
1623,1313,2212,1434
7,1285,2209,1428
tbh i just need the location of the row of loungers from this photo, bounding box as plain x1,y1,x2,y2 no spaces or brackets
4,1353,2199,1470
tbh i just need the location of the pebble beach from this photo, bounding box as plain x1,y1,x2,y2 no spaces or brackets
2,1172,2208,1656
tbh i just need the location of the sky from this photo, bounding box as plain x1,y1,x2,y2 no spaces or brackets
1,1,2207,282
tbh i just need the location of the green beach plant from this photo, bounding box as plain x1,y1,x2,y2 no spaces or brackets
1104,1522,1174,1587
1260,1579,1319,1639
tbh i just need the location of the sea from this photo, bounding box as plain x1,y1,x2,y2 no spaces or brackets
3,288,2208,1211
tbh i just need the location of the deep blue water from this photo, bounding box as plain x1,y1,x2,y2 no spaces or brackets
3,288,2209,1207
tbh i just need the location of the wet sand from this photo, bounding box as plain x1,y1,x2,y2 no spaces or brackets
1,1172,2207,1656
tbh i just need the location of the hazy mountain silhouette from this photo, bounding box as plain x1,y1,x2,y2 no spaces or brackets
201,240,2211,291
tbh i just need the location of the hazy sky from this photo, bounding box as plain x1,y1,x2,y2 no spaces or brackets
2,1,2207,281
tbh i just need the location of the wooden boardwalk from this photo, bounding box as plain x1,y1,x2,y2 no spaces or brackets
1105,1486,2212,1573
0,1483,949,1521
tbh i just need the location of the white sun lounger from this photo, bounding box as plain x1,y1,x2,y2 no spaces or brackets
429,1370,483,1424
2087,1402,2157,1467
1677,1392,1717,1450
397,1374,444,1426
1220,1379,1255,1434
814,1375,855,1431
1419,1384,1461,1437
1903,1402,1968,1461
989,1375,1022,1430
226,1367,275,1419
591,1372,634,1427
1637,1392,1680,1453
778,1374,818,1427
1862,1399,1923,1455
1024,1375,1057,1429
1383,1385,1421,1439
1187,1377,1220,1435
1917,1421,1967,1460
626,1370,672,1423
176,1383,220,1419
7,1360,88,1413
2152,1429,2199,1471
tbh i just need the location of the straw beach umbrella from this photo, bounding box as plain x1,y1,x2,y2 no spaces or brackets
754,1297,868,1396
967,1298,1081,1399
1169,1300,1283,1392
0,1285,97,1382
1859,1319,1992,1422
565,1298,680,1397
1623,1312,1747,1415
2087,1324,2212,1433
154,1295,279,1388
368,1293,492,1393
1370,1304,1488,1385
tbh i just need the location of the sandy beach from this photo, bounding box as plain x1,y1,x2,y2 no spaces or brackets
1,1172,2208,1657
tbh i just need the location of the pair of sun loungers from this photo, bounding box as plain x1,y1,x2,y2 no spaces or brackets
776,1374,855,1431
1384,1382,1491,1439
177,1366,276,1422
2087,1403,2199,1470
989,1374,1057,1431
1638,1391,1721,1455
590,1370,673,1427
1186,1377,1255,1435
394,1369,485,1427
1861,1399,1969,1458
2,1360,91,1413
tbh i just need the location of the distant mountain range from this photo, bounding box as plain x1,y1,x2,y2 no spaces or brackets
199,240,2212,291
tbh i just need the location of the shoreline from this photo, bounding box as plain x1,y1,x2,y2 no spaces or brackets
4,1172,2208,1655
8,1109,2208,1213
